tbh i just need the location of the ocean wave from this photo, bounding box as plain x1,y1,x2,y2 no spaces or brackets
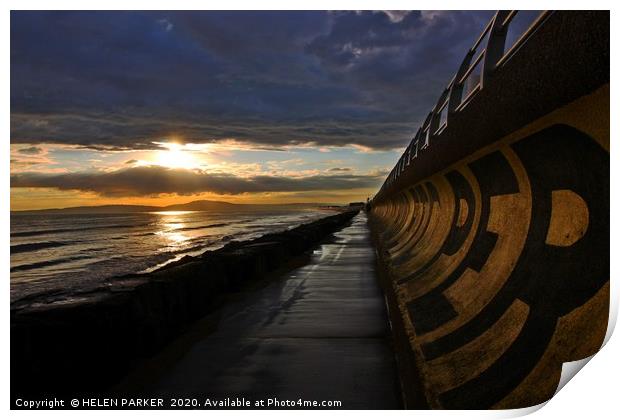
174,240,220,255
177,222,230,231
10,241,71,254
10,210,329,301
11,222,152,238
11,255,95,273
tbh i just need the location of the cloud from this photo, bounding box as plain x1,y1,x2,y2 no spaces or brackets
381,11,411,23
10,165,383,197
10,10,494,152
328,167,352,172
17,146,43,155
157,18,173,32
10,112,414,151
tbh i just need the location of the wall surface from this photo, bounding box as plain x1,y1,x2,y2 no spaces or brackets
369,10,609,410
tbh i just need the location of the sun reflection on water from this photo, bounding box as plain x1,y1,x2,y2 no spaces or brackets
158,230,189,244
153,212,191,245
150,211,195,216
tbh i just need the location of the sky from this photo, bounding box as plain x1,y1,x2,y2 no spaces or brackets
10,10,493,210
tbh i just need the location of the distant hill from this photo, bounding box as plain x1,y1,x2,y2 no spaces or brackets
12,200,326,215
13,204,161,215
163,200,241,211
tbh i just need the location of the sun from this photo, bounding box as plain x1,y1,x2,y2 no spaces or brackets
155,142,199,169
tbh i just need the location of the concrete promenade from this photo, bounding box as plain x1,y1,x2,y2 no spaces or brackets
128,213,401,409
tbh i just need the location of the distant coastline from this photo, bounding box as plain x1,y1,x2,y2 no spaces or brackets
11,199,345,215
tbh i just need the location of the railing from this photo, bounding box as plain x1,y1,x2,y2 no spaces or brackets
378,10,551,197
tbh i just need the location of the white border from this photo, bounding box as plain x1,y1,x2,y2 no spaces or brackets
3,2,617,419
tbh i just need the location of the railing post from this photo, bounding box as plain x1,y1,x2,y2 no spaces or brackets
482,11,511,82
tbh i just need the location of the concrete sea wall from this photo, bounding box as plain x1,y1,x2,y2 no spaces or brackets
368,11,609,409
11,210,359,398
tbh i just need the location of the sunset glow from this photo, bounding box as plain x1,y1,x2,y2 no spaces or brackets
153,143,202,169
10,10,494,210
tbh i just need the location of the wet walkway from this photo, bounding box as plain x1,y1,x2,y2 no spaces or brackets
128,213,401,409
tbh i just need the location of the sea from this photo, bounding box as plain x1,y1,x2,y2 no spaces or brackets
10,207,332,303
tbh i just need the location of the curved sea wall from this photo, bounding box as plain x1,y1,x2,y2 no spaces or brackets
369,11,609,409
11,210,358,398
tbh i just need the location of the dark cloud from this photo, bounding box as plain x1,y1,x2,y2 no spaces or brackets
10,112,414,151
124,159,138,165
17,146,43,155
11,10,493,151
11,166,383,197
328,167,352,172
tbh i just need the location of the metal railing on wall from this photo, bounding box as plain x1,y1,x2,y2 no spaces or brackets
378,10,551,197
